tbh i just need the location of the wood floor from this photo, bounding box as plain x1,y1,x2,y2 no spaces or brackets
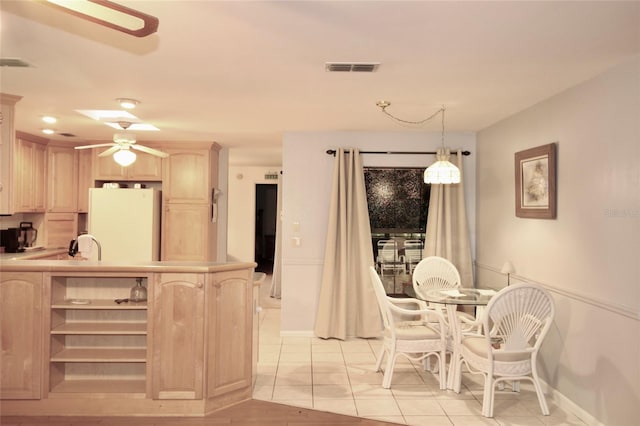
0,399,401,425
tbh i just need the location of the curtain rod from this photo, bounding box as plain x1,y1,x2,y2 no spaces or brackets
326,149,471,156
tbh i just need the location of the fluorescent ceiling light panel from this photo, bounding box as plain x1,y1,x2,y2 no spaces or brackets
76,109,138,121
45,0,158,37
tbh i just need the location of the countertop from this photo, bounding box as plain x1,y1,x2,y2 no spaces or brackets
0,247,69,261
0,256,257,274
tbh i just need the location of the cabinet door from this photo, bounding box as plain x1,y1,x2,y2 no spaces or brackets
47,145,78,212
94,151,125,180
128,153,162,180
162,149,210,203
151,273,205,399
162,203,210,261
206,270,253,397
15,139,47,213
32,142,47,211
44,212,77,248
0,272,43,399
77,149,93,213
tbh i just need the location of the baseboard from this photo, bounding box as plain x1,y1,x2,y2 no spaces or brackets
542,380,603,426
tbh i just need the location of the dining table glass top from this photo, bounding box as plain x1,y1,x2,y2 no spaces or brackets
405,287,498,306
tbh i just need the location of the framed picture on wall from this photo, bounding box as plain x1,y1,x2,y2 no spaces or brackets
515,143,557,219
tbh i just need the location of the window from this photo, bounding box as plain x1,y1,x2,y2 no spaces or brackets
364,168,429,295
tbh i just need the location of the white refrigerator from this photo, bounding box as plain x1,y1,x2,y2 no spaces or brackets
88,188,161,262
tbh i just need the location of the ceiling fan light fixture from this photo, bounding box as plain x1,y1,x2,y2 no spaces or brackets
113,132,136,144
116,98,139,109
113,147,137,167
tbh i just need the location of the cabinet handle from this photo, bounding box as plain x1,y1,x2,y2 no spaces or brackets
197,281,203,288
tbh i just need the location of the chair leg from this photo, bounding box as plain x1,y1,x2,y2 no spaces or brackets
482,374,495,417
382,348,396,389
374,345,386,372
531,368,550,415
438,352,447,390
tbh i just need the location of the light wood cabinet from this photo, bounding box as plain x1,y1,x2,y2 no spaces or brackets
0,93,22,215
151,273,204,399
0,272,43,399
77,149,93,213
0,262,255,416
43,213,77,249
47,274,150,395
162,148,212,203
206,269,253,397
161,145,219,261
46,145,78,212
162,204,210,261
94,149,162,181
14,133,46,213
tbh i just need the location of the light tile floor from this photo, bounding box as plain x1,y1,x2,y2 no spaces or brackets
253,304,586,426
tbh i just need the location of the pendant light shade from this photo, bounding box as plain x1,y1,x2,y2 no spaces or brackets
425,107,461,184
113,148,137,166
424,157,461,184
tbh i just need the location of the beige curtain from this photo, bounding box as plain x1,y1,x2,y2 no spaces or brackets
270,172,282,298
424,149,474,288
315,148,381,340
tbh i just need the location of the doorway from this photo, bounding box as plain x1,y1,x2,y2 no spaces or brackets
255,184,278,273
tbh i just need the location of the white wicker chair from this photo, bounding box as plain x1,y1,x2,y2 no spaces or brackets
376,239,405,276
368,266,448,390
412,256,478,329
455,283,555,417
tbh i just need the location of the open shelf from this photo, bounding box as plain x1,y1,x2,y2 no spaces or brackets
49,379,146,395
51,348,146,363
51,322,147,335
52,299,147,309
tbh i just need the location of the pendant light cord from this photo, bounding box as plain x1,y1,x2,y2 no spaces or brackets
377,101,445,126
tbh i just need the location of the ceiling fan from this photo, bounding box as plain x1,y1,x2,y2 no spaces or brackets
75,121,169,166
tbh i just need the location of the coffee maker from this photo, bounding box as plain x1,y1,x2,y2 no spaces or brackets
0,228,21,253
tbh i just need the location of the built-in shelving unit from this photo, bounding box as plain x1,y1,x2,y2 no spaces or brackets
48,274,150,395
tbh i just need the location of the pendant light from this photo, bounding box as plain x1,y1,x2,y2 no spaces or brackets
376,101,461,184
423,108,461,184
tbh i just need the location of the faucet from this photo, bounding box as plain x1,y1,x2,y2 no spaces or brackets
69,236,102,261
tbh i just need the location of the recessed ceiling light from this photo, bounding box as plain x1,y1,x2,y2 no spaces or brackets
42,128,55,135
42,116,57,124
116,98,139,109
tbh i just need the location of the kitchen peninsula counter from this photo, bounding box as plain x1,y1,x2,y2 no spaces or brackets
0,260,259,417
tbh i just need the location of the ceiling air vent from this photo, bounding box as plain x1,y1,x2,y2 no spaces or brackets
59,133,76,137
325,62,380,72
0,58,33,68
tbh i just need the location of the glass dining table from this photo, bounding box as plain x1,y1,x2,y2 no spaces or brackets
405,286,498,390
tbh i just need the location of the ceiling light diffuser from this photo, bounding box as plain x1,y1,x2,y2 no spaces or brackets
116,98,139,109
42,116,57,124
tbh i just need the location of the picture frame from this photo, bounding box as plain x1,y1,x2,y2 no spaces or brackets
515,143,557,219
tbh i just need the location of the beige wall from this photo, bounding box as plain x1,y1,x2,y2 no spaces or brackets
281,131,477,334
476,56,640,425
227,165,281,262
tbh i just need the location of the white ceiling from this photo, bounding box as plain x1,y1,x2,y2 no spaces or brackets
1,1,639,166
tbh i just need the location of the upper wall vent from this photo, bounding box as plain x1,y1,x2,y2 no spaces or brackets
325,62,380,72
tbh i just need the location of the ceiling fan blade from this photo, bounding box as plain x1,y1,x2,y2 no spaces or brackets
75,143,115,150
131,144,169,158
44,0,159,38
98,145,121,157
